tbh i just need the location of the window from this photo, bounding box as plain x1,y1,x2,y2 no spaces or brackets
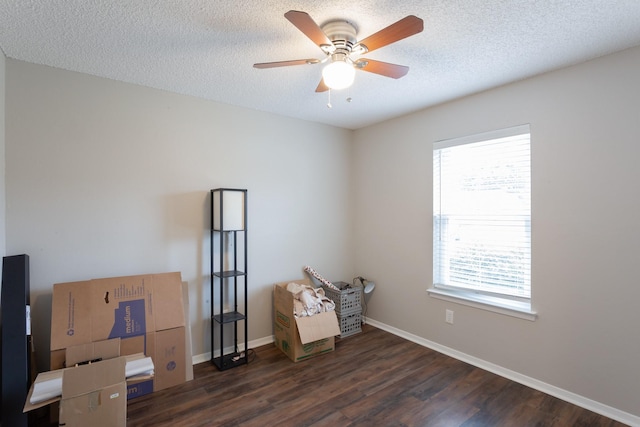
430,124,535,320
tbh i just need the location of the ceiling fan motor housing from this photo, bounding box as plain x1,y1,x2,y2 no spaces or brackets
321,20,358,59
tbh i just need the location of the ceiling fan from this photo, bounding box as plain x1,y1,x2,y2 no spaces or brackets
254,10,424,92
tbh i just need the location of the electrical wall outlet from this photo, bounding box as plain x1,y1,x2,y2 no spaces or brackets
445,309,454,324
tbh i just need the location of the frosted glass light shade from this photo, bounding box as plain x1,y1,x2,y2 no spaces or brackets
322,61,356,90
212,189,245,230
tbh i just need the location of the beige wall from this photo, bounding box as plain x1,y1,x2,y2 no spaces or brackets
5,59,354,370
5,45,640,423
352,46,640,420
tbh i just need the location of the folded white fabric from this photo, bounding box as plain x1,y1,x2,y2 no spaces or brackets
286,282,336,317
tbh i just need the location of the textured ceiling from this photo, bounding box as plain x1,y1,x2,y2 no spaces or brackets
2,1,640,130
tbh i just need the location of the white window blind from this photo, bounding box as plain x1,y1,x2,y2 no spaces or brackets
433,125,531,302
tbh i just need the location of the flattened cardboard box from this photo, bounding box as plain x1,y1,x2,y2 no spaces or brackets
50,272,190,398
117,327,187,396
51,272,184,351
273,279,341,362
50,280,93,349
182,281,194,382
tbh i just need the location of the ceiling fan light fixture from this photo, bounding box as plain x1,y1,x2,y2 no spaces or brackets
322,60,355,90
254,11,424,94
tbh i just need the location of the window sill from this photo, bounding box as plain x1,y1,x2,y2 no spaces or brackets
427,287,537,321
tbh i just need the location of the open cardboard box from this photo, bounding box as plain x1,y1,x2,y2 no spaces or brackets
273,278,341,362
24,356,128,427
25,339,154,409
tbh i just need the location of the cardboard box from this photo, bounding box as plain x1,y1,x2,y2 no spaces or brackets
50,280,93,349
123,353,155,399
25,357,127,427
145,327,186,392
48,339,154,405
59,357,127,427
51,272,185,351
48,339,122,424
66,337,121,366
273,279,341,362
182,281,194,382
50,272,189,397
50,339,121,371
51,334,186,398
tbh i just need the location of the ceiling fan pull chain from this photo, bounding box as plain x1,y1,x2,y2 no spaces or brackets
327,89,332,108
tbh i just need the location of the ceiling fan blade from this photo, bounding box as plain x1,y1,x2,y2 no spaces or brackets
254,59,320,68
355,15,424,53
315,78,329,93
356,59,409,79
285,10,332,49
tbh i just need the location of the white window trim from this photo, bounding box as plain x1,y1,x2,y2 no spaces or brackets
427,287,537,321
431,124,536,321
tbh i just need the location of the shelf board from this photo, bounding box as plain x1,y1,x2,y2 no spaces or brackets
212,352,248,371
213,311,246,324
213,270,246,278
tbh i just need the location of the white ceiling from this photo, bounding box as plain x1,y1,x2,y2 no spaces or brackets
2,1,640,130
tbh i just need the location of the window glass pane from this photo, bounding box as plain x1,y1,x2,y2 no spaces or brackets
434,126,531,300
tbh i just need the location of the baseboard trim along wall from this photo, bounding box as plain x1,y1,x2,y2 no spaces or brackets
192,335,274,365
365,319,640,427
192,321,640,426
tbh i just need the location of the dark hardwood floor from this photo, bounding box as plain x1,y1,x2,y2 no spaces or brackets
35,324,628,426
127,325,627,427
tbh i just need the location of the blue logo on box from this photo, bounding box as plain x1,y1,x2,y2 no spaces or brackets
109,299,146,338
127,379,154,400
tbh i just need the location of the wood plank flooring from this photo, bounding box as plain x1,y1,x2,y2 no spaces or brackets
36,324,629,426
127,325,627,427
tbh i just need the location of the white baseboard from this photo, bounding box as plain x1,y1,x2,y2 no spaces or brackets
192,335,275,366
365,318,640,427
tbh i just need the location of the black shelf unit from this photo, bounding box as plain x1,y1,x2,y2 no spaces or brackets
210,188,248,371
